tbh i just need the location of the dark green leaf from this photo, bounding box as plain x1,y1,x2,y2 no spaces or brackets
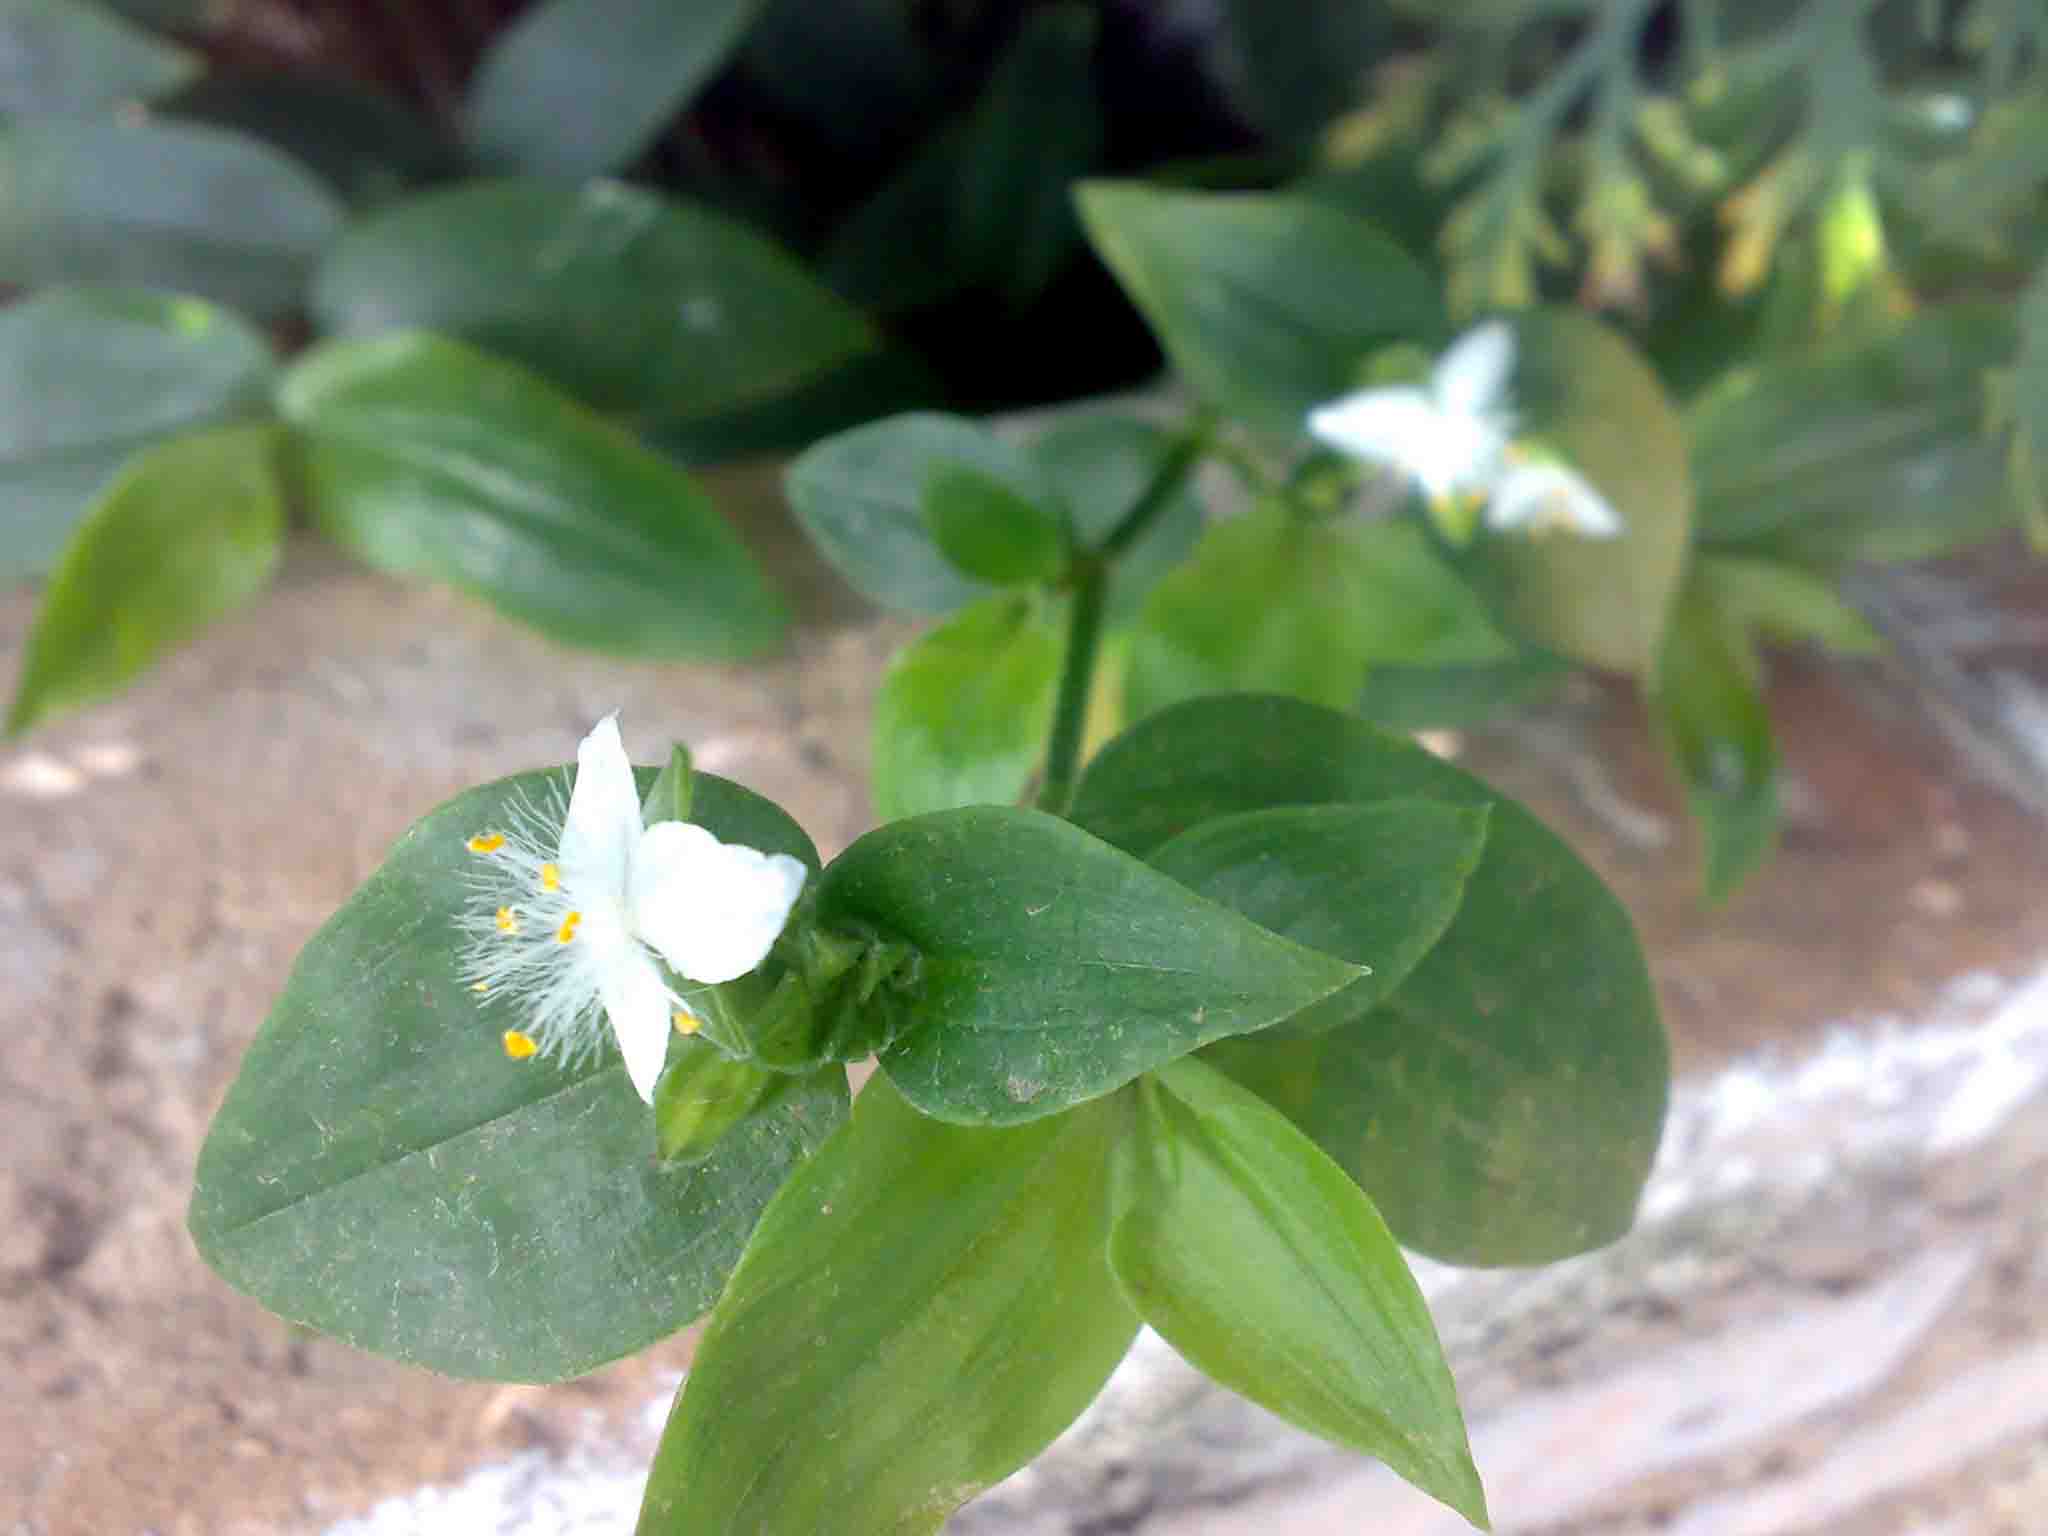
1147,799,1490,1039
1111,1058,1486,1527
653,1037,799,1164
2012,261,2048,551
638,1079,1135,1536
814,805,1365,1125
464,0,767,178
1126,507,1512,723
159,74,463,207
922,461,1069,586
189,766,838,1382
784,412,1056,614
872,592,1061,821
0,0,196,115
1651,573,1780,904
1215,0,1389,143
278,333,788,660
1692,302,2016,563
0,285,274,584
0,115,344,313
7,422,283,736
311,180,877,430
1691,553,1880,653
1462,309,1693,677
1075,182,1442,434
651,345,939,467
1028,411,1205,621
822,5,1102,311
1072,696,1667,1264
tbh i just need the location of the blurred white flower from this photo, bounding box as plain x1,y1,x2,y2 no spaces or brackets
460,715,807,1103
1307,321,1516,508
1486,456,1625,539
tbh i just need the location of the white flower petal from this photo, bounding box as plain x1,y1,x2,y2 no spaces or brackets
1432,320,1516,417
1306,385,1439,464
597,944,675,1104
1486,462,1626,538
629,820,808,985
558,714,640,897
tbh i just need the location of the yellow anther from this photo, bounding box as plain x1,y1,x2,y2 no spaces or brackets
467,832,506,854
495,906,518,934
539,862,561,893
471,981,490,994
556,911,582,944
672,1009,702,1036
502,1029,538,1061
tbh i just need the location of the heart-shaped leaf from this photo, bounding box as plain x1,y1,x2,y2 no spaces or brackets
190,766,841,1382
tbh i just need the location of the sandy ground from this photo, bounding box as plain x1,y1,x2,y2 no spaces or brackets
3,496,2046,1534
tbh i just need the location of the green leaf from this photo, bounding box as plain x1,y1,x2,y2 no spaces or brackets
921,461,1069,586
159,74,464,207
1691,553,1881,654
1075,183,1442,435
311,180,877,430
1146,799,1491,1039
1071,695,1667,1265
0,0,197,115
189,765,841,1382
1027,411,1205,620
784,412,1056,614
0,285,274,584
1462,308,1693,677
463,0,766,178
1691,302,2016,563
641,742,695,826
638,1079,1135,1536
813,805,1365,1126
1651,573,1780,905
0,115,344,313
822,5,1103,312
1112,1058,1486,1527
653,1036,799,1164
7,423,283,736
277,332,787,660
1215,0,1390,144
1126,507,1512,724
872,592,1061,822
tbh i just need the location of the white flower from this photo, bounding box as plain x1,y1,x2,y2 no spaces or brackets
1485,456,1625,539
459,716,808,1104
1306,321,1517,507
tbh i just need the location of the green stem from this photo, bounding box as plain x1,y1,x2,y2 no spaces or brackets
1038,417,1213,816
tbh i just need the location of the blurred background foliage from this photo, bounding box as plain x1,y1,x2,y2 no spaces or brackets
2,0,2045,894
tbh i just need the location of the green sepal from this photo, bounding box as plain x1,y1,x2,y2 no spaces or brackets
641,742,695,826
653,1036,802,1165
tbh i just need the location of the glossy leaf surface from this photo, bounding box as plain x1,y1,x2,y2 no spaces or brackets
638,1079,1135,1536
279,333,787,659
190,767,837,1382
814,805,1366,1125
1112,1057,1485,1526
1072,696,1666,1264
312,180,876,429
